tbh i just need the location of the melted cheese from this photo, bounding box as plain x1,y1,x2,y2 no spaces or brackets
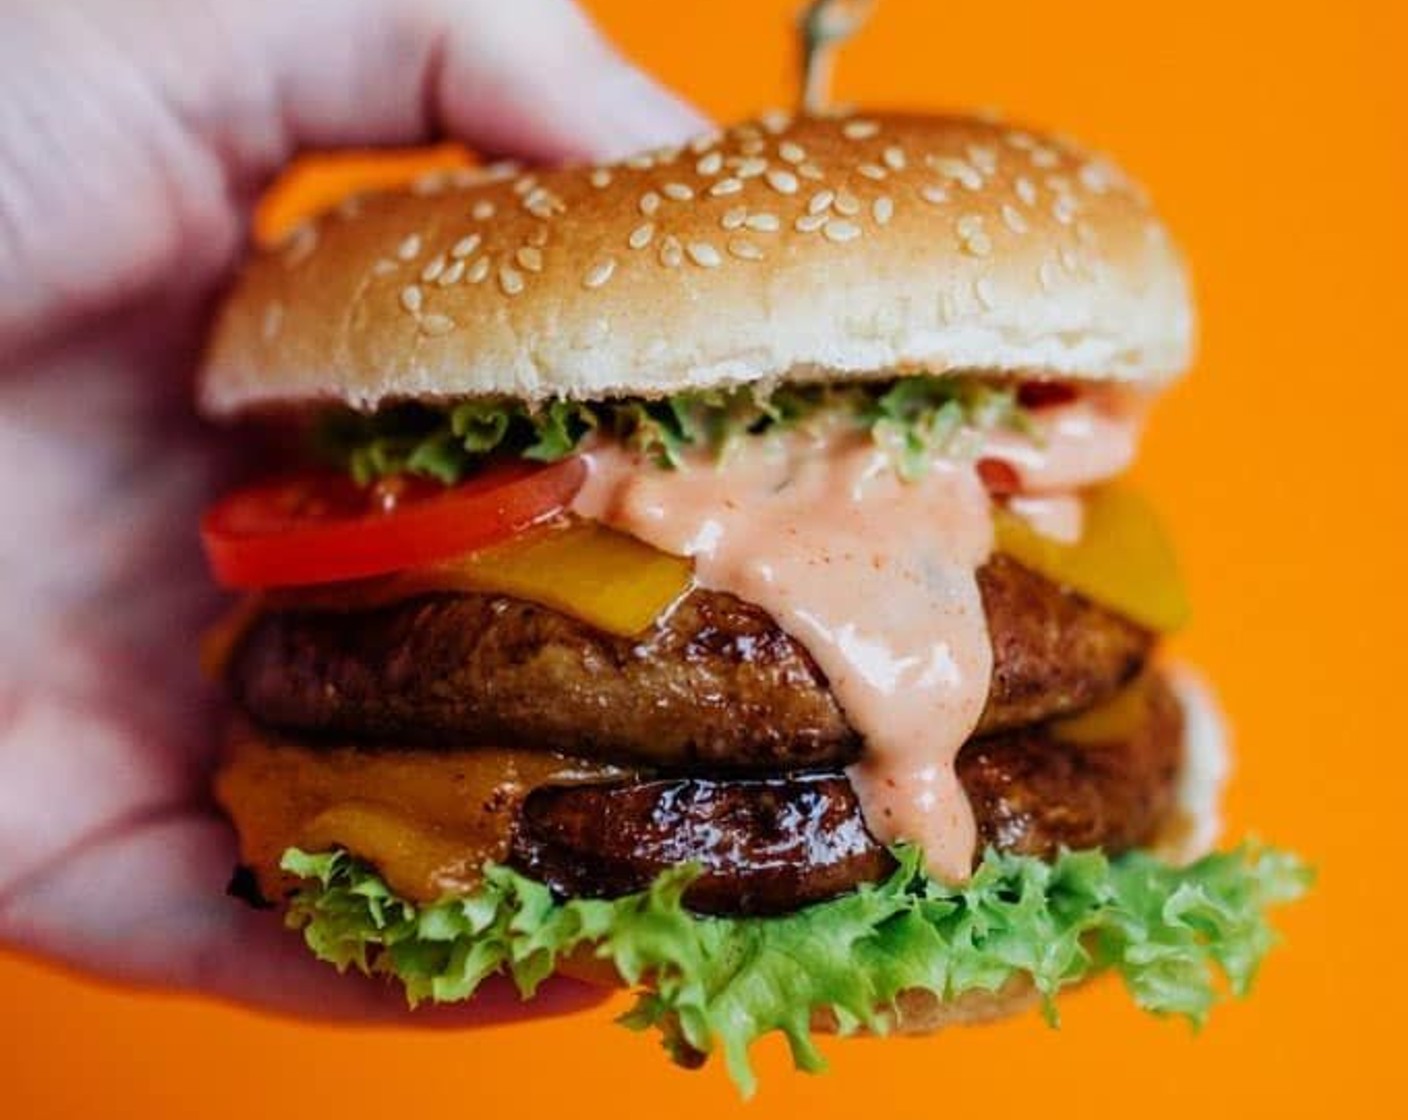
215,723,616,903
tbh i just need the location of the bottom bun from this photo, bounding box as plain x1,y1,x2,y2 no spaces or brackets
815,977,1041,1035
558,946,1041,1034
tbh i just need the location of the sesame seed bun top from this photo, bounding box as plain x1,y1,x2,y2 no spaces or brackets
199,110,1194,416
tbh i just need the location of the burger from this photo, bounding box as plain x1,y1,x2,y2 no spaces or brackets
197,110,1307,1089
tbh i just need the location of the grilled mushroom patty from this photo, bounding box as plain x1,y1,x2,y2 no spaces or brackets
230,554,1152,770
220,673,1182,916
512,671,1183,914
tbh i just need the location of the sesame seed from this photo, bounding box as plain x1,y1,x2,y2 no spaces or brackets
963,215,996,257
652,144,682,164
412,171,448,196
760,108,791,134
372,259,398,277
689,130,723,154
482,160,521,181
938,289,956,324
1039,259,1061,291
420,256,447,283
858,163,888,181
1015,177,1038,206
957,215,993,256
261,302,283,341
1006,131,1036,151
797,162,824,181
629,222,656,250
1079,160,1114,194
795,212,828,233
709,177,744,197
513,175,537,196
663,182,694,201
998,204,1026,234
834,189,860,217
439,260,466,286
728,237,765,260
640,191,661,216
967,144,999,175
472,200,496,221
420,313,456,336
499,266,524,296
466,257,491,284
966,233,993,256
974,278,997,310
687,241,722,268
779,141,806,164
516,246,544,272
734,157,769,178
921,184,949,205
451,234,482,260
933,157,983,190
808,189,835,215
660,236,684,268
824,218,861,243
766,169,799,194
1052,195,1077,225
873,196,895,225
281,223,317,266
739,137,767,157
396,234,423,262
590,168,613,189
696,151,724,176
583,258,617,289
744,212,780,232
624,153,655,170
721,206,748,230
843,119,880,140
524,189,562,218
883,146,907,171
400,285,423,313
1030,146,1060,169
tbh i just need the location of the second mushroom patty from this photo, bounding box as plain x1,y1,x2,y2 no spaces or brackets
229,553,1153,770
513,671,1184,914
217,671,1183,917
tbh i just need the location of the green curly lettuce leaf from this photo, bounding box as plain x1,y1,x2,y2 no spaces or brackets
312,376,1029,484
280,843,1309,1094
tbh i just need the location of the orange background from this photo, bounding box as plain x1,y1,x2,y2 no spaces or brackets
5,0,1406,1113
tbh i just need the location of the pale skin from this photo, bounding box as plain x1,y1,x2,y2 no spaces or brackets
0,0,706,1022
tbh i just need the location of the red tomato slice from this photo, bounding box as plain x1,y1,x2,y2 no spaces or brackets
200,458,586,590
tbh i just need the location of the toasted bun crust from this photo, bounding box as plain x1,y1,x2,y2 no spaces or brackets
556,948,1040,1035
200,111,1193,416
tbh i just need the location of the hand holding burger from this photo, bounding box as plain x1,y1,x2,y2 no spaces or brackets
0,0,703,1022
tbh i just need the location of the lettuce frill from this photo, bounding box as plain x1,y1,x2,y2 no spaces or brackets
282,844,1308,1094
